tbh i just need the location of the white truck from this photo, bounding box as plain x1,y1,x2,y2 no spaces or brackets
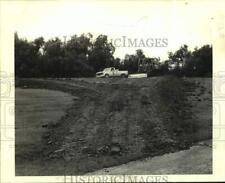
96,67,128,78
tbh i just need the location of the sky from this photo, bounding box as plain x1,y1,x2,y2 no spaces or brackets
2,0,224,60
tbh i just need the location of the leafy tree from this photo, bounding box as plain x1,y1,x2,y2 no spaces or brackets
113,58,121,69
123,54,138,73
66,33,92,55
184,45,212,76
42,38,64,77
15,33,42,77
168,44,191,69
64,33,94,77
88,35,115,72
33,37,45,53
135,49,146,72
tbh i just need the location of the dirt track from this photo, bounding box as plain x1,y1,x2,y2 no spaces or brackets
87,140,212,175
16,76,212,175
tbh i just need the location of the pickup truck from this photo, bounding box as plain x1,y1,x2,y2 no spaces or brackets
96,67,128,78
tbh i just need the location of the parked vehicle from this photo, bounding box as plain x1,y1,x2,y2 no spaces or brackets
96,67,128,78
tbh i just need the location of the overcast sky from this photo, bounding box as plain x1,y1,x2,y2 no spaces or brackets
3,0,224,60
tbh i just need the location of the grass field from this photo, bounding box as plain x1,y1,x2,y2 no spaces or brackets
16,76,212,175
16,89,74,175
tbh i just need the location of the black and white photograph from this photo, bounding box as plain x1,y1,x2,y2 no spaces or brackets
1,0,225,182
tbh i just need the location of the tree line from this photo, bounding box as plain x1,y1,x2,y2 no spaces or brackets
15,32,212,77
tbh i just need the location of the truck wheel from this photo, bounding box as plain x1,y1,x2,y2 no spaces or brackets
105,74,109,78
121,74,127,78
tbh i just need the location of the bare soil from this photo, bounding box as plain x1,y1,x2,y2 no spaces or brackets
87,140,212,175
15,76,212,175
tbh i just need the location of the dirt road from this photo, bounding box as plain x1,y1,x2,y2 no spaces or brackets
87,140,212,175
16,76,212,175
